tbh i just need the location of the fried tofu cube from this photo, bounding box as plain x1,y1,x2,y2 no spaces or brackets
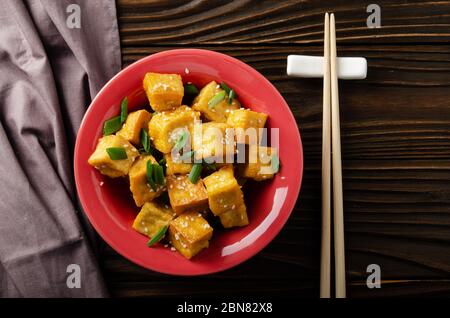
192,81,240,123
143,72,184,112
88,135,139,178
219,204,249,228
148,106,200,153
129,155,164,206
164,153,193,175
167,175,209,215
239,145,278,181
168,212,213,259
203,166,244,216
132,202,174,240
192,122,235,163
227,109,268,145
117,110,152,145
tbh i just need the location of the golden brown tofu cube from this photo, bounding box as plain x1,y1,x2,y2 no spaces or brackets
117,110,152,145
129,155,164,206
192,122,235,163
227,109,268,145
132,202,174,239
164,153,193,175
143,72,184,112
148,106,200,153
203,166,244,216
219,204,249,228
192,81,240,123
167,175,209,215
88,135,139,178
168,212,213,259
239,145,278,181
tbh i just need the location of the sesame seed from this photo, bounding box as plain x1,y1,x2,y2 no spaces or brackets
185,67,190,74
99,181,104,186
170,247,176,251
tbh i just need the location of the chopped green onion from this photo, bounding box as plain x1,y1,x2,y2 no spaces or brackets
106,147,128,160
179,150,195,162
188,163,202,183
220,82,231,94
184,84,199,95
140,129,152,154
159,158,167,174
103,116,122,136
160,191,170,205
153,164,165,186
120,97,128,124
271,154,280,173
228,89,236,104
208,91,226,109
147,225,168,247
172,130,188,153
146,161,157,191
204,161,217,171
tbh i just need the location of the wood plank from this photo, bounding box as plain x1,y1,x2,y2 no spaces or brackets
117,0,450,45
110,0,450,298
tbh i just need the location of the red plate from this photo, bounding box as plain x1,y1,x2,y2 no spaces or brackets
74,49,303,275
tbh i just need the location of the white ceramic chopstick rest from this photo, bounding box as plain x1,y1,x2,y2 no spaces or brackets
286,55,367,79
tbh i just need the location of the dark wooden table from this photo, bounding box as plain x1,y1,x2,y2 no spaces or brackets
100,0,450,297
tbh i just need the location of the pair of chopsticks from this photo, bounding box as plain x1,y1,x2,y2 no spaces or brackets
320,13,346,298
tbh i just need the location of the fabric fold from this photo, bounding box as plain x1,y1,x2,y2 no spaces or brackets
0,0,121,297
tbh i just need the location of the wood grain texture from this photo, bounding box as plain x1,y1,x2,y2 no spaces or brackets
102,0,450,298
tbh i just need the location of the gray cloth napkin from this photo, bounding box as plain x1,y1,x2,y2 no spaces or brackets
0,0,121,297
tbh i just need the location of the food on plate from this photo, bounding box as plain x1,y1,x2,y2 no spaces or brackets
168,212,213,259
148,105,199,153
87,72,280,259
88,134,139,178
238,145,279,181
117,109,152,145
143,72,184,111
192,81,240,122
227,108,268,144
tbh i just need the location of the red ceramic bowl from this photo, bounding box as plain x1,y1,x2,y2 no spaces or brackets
74,49,303,275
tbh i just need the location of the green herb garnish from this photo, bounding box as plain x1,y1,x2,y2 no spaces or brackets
208,91,226,109
153,164,165,186
220,82,231,94
204,161,217,172
159,158,167,174
172,130,188,153
228,89,236,104
106,147,128,160
140,129,152,154
147,225,168,247
160,191,170,205
271,154,280,173
146,160,157,191
120,97,128,124
103,116,122,135
179,150,195,163
184,84,199,95
188,163,202,184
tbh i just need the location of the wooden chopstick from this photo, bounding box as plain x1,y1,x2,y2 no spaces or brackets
330,13,346,298
320,12,331,299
